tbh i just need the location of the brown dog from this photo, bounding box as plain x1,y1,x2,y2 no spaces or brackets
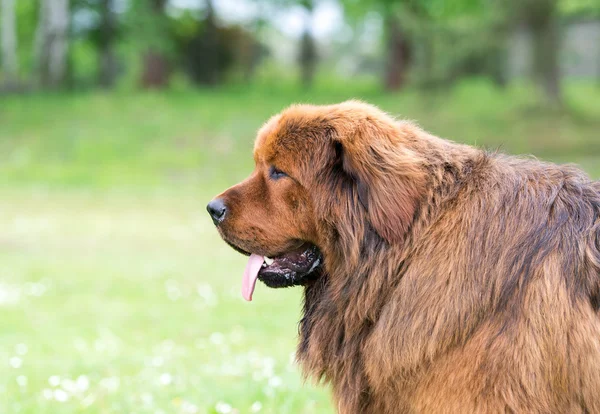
207,101,600,413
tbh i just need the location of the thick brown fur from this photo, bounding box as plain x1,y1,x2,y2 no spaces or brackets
212,101,600,413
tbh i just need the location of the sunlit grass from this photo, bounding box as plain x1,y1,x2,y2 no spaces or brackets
0,190,332,413
0,79,598,189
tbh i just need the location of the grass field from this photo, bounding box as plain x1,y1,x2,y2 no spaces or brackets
0,80,599,413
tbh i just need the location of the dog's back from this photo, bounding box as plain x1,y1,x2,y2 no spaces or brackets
364,155,600,413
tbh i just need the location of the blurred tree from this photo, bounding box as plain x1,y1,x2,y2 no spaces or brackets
260,0,318,87
141,0,170,88
1,0,19,89
342,0,483,91
404,0,487,90
172,10,227,85
518,0,562,108
70,0,123,88
98,0,118,88
560,0,600,18
298,0,317,88
341,0,411,90
35,0,70,88
170,4,263,85
200,0,219,85
559,0,600,88
125,0,171,88
242,0,270,83
419,6,511,89
383,3,411,90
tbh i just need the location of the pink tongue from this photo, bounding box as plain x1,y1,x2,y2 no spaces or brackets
242,254,264,301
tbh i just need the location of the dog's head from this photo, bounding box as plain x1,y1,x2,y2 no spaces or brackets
207,101,427,300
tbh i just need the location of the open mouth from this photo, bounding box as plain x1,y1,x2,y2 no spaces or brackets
242,244,322,301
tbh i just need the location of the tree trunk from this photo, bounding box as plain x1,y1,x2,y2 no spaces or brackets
420,28,434,88
384,15,409,91
35,0,69,88
597,40,600,88
98,0,117,88
140,0,170,88
299,28,317,88
241,38,260,84
202,0,219,85
1,0,18,88
297,0,317,88
242,15,266,84
490,18,509,88
296,1,316,89
141,52,170,88
525,0,561,108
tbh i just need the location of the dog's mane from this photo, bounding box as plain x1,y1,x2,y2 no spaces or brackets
294,104,600,413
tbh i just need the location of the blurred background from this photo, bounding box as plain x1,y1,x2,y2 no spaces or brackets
0,0,599,413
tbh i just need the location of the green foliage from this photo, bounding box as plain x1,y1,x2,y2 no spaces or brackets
170,13,260,85
71,0,123,47
124,0,173,56
560,0,600,17
14,0,39,77
341,0,484,21
0,80,598,189
7,0,598,92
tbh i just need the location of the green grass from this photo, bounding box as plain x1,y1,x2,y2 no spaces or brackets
1,79,599,190
0,80,598,413
0,190,331,413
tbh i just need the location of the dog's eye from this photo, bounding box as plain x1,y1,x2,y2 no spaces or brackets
269,166,287,180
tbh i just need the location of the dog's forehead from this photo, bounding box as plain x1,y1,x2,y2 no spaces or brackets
253,100,392,162
253,110,316,162
254,105,338,164
253,114,282,162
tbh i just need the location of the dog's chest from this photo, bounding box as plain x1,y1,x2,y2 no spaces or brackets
297,281,386,412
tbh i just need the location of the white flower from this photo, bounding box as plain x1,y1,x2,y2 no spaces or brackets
16,376,27,387
215,401,232,414
229,326,244,343
209,332,224,345
161,339,175,352
81,394,95,407
268,376,282,389
159,373,172,386
15,344,28,355
9,356,22,368
251,401,263,412
100,376,120,392
181,401,198,413
76,375,90,392
28,282,46,296
152,356,164,367
61,378,77,393
197,284,218,307
53,389,69,402
141,392,154,405
263,386,275,398
165,280,182,301
48,375,61,387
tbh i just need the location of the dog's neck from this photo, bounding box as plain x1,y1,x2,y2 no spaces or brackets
318,143,488,330
296,145,489,412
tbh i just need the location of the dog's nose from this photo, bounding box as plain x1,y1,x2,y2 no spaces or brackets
207,198,227,225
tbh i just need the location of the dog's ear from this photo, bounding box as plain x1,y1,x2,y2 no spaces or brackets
332,116,427,245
